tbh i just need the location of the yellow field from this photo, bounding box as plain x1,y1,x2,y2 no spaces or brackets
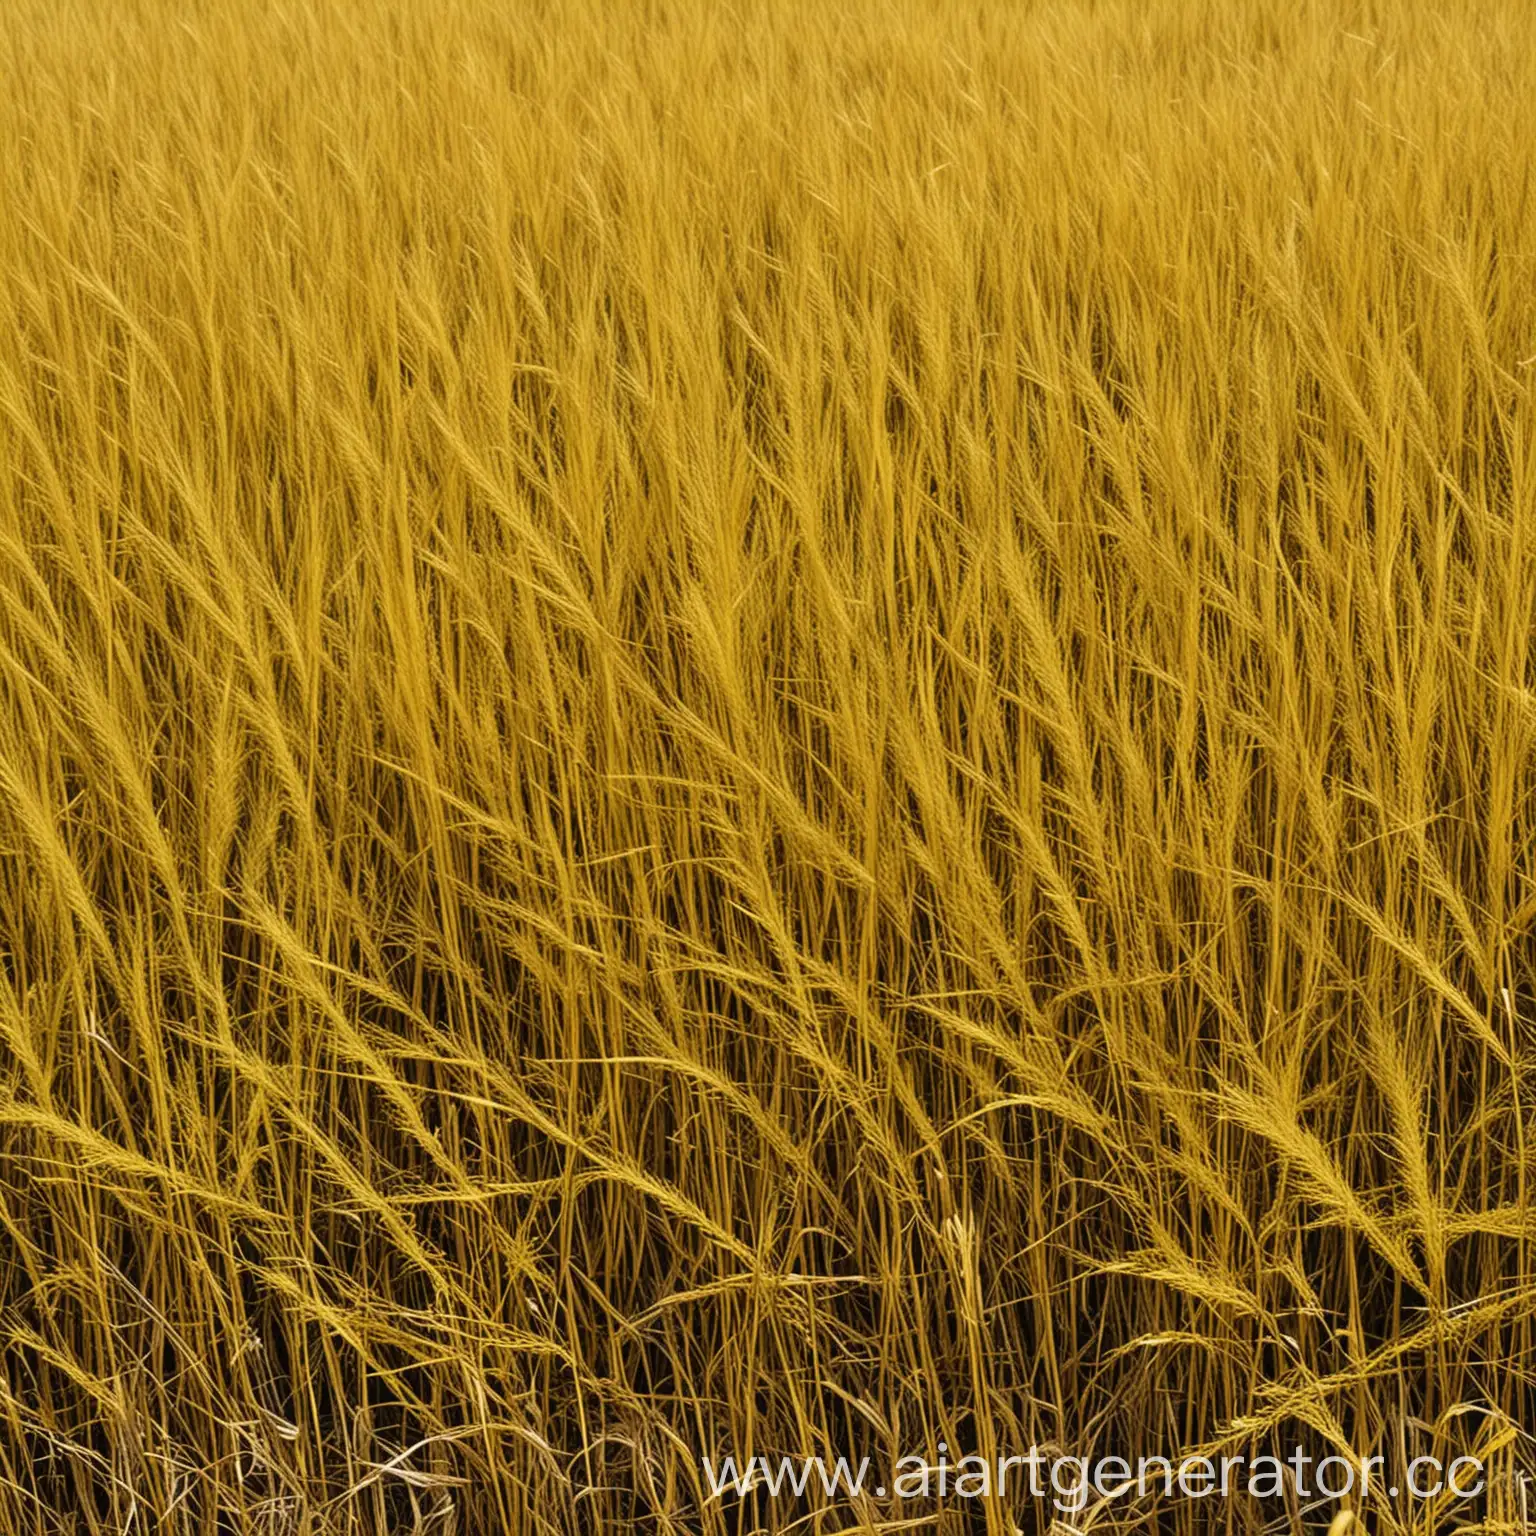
2,0,1535,1530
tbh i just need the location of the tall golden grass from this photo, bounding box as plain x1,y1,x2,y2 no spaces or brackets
1,0,1535,1530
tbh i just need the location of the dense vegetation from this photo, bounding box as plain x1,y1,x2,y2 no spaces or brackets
2,0,1535,1529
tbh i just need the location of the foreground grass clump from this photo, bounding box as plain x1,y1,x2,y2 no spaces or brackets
2,0,1536,1530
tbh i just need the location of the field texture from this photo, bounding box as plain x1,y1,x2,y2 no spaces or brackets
2,0,1536,1531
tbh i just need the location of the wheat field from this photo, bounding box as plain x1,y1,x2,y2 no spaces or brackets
1,0,1535,1531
